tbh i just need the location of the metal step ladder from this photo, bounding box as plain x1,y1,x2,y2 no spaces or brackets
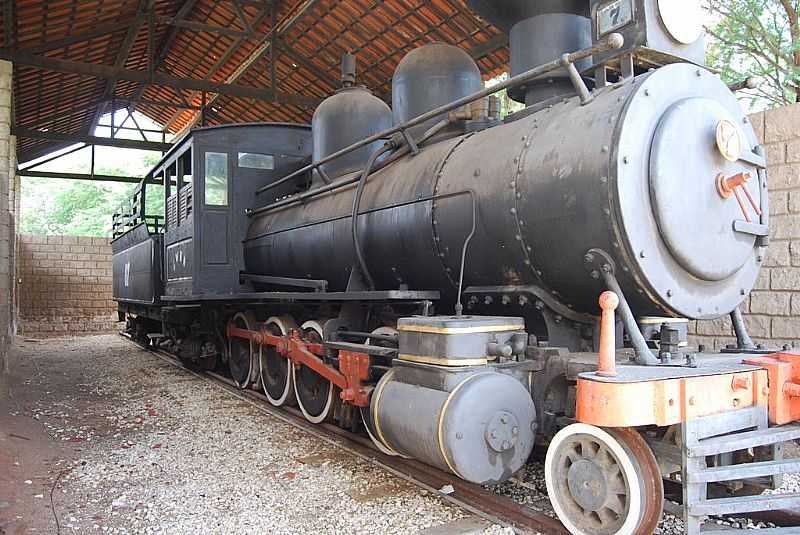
682,406,800,534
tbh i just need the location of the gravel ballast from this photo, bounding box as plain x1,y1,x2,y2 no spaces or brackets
2,334,797,534
1,335,487,534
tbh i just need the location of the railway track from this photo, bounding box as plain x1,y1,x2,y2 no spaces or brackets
121,335,568,535
122,335,800,533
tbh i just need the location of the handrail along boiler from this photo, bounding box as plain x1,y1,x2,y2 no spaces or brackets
112,1,800,534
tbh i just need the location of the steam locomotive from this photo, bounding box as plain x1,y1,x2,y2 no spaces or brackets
112,1,800,534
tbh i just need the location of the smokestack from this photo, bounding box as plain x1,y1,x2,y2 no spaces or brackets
466,0,591,106
341,52,356,87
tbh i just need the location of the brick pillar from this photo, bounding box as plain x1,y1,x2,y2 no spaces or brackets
8,135,17,340
0,59,12,381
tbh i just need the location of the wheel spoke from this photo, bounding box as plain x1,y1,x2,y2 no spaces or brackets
579,438,597,458
597,506,620,526
596,444,617,468
608,472,627,494
605,492,627,515
294,322,334,423
260,319,295,406
564,448,581,464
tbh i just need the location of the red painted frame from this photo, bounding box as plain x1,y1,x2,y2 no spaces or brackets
227,323,371,407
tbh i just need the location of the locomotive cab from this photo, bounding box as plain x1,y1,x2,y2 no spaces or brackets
147,124,312,298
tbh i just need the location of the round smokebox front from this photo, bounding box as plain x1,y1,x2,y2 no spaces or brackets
614,64,767,320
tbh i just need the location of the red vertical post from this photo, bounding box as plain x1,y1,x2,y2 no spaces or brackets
597,291,619,377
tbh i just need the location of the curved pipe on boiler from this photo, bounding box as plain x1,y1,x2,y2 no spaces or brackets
352,143,396,290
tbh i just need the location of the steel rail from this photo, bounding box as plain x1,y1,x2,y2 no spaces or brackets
122,335,800,531
121,335,568,535
252,33,625,199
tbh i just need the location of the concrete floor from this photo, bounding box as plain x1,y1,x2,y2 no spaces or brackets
0,335,500,535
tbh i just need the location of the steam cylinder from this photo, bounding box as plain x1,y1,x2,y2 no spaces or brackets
392,43,482,137
312,86,392,180
245,63,766,321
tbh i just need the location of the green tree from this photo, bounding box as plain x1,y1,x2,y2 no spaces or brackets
706,0,800,107
20,178,135,236
19,149,163,237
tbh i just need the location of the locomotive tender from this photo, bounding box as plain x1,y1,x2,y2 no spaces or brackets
113,1,800,533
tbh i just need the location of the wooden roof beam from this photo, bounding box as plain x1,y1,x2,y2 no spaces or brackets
160,4,274,131
14,127,172,152
155,0,201,67
3,0,16,48
89,0,151,135
177,0,322,133
125,0,201,112
468,34,509,61
102,96,202,111
18,170,149,184
22,18,140,55
154,15,263,39
0,49,322,108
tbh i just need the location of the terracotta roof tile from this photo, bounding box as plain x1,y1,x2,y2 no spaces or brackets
6,0,509,162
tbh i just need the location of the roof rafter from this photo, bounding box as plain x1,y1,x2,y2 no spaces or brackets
2,49,322,108
11,0,510,164
131,0,200,98
3,0,16,48
23,19,138,55
18,170,150,184
176,0,322,133
88,0,152,135
160,3,276,130
14,126,173,152
155,15,264,39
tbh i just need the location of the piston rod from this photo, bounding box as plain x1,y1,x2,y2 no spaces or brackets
252,33,625,198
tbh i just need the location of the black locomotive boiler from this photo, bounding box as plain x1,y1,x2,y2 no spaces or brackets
113,2,800,534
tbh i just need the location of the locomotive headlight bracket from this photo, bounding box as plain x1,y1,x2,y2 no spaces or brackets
587,0,705,77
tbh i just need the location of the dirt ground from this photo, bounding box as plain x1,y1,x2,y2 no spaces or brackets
0,335,492,535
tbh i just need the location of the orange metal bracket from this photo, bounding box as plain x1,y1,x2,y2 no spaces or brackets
716,171,761,223
575,291,769,428
283,331,348,391
338,351,371,407
743,352,800,425
576,370,768,427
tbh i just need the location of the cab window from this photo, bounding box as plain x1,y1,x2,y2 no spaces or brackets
204,152,228,206
238,152,274,170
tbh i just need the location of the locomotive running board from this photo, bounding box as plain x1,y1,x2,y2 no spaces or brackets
161,290,440,303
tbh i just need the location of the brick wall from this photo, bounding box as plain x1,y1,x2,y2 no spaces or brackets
16,235,118,337
690,104,800,350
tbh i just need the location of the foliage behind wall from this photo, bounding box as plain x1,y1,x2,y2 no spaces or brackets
20,152,161,237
